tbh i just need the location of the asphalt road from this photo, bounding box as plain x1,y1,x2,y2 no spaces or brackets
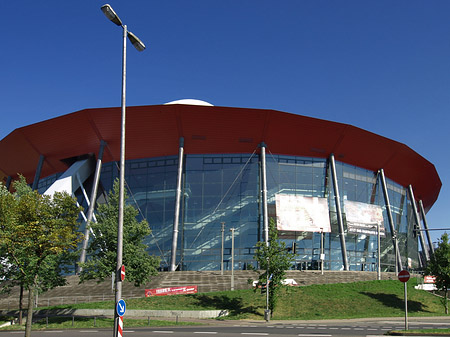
1,317,449,337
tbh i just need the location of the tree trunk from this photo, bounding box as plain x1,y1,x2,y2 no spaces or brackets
19,284,23,325
446,290,448,315
25,279,36,337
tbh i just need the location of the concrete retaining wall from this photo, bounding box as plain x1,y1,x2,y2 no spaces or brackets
0,309,228,319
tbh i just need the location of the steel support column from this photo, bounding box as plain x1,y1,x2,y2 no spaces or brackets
408,185,430,262
170,137,185,272
379,169,403,272
78,140,106,274
329,154,349,271
32,155,45,191
419,200,435,256
260,143,269,246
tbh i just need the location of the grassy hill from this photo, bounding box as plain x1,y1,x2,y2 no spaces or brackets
44,278,447,320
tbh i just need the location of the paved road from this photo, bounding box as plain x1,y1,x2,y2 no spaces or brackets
1,318,449,337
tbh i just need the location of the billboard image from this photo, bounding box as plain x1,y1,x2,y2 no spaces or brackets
275,194,331,232
344,200,385,236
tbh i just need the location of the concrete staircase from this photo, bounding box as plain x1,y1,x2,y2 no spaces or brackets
0,270,398,309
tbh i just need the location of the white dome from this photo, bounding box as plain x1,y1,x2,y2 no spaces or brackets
164,99,213,106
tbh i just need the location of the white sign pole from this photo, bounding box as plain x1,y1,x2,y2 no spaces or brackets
398,269,410,331
404,281,408,330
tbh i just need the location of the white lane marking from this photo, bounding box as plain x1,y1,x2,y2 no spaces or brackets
152,331,173,334
194,333,218,334
241,333,269,336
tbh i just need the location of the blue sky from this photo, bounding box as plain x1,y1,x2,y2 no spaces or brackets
2,1,450,242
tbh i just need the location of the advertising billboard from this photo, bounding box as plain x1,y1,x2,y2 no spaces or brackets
344,200,385,236
275,194,331,232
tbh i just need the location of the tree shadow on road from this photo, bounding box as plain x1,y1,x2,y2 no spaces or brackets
194,294,261,317
360,292,431,313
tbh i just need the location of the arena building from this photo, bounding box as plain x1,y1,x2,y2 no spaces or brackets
0,101,441,273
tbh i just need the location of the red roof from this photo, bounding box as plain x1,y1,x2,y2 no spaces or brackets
0,104,441,211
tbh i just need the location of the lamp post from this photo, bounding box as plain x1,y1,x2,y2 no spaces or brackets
230,227,235,290
320,228,324,275
393,233,398,275
370,222,381,280
265,256,270,322
221,222,225,275
100,4,145,337
377,222,381,280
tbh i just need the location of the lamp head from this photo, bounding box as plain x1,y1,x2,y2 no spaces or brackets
101,4,123,26
127,31,146,51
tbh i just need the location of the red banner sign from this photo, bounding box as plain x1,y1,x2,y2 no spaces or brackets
145,285,198,297
424,275,436,284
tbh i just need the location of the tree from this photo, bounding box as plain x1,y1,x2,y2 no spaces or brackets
425,233,450,314
0,178,79,325
253,218,296,316
0,177,82,337
79,179,159,287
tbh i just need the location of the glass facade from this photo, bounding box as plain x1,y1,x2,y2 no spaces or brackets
91,152,419,272
36,152,419,272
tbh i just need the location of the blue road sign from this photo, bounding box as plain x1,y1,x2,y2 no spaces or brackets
116,299,126,316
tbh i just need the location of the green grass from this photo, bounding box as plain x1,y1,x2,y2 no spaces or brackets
388,328,450,335
273,279,443,320
0,316,201,330
36,278,447,320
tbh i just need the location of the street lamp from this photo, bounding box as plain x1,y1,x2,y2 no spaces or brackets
320,228,324,275
377,222,381,280
221,222,225,275
100,4,145,337
230,228,235,290
370,222,381,280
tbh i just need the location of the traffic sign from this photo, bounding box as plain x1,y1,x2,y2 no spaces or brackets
120,265,125,282
398,270,410,283
116,299,126,316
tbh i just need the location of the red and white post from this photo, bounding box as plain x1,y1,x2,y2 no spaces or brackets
118,316,123,337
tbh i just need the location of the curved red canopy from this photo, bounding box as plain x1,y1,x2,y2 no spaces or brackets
0,104,441,211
